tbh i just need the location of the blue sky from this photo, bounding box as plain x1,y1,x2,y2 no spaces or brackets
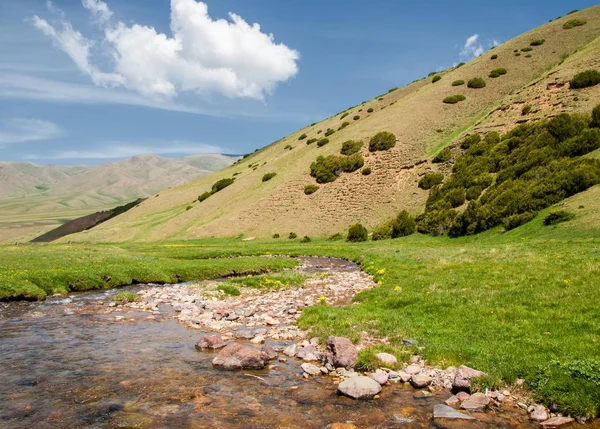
0,0,596,165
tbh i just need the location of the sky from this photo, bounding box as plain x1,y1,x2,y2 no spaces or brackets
0,0,597,165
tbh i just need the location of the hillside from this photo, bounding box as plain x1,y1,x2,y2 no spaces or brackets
0,153,237,243
72,7,600,243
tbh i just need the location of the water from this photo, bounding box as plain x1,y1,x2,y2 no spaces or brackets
0,260,557,428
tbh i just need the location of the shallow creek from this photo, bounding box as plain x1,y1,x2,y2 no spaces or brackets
0,258,552,428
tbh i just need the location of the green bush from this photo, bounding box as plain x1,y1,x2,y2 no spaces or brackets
515,53,521,57
211,178,235,193
367,108,374,113
353,115,360,120
306,138,317,145
347,224,368,242
392,211,416,238
591,104,600,128
418,173,444,189
288,232,297,239
456,62,465,68
521,47,533,52
217,284,241,296
432,148,452,163
570,70,600,89
525,54,532,58
443,95,466,104
543,210,575,226
563,19,587,29
299,236,311,243
328,233,343,241
522,104,533,115
369,131,396,152
361,167,371,176
502,212,536,230
310,154,364,183
468,78,486,89
388,87,398,93
325,129,335,137
489,68,507,78
298,133,307,140
341,140,363,155
452,80,465,86
371,220,393,241
341,154,365,172
338,122,350,130
115,292,140,305
340,112,349,120
432,75,441,83
262,172,277,182
304,184,319,195
272,233,280,239
530,39,545,46
317,138,330,147
491,54,498,60
198,191,212,202
460,134,481,149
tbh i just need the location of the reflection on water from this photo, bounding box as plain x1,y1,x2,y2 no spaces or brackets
0,284,557,429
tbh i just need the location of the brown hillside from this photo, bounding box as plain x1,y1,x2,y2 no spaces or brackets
72,7,600,242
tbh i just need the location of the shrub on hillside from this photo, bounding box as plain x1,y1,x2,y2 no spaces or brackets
443,95,466,104
304,184,319,195
367,108,374,113
521,47,533,52
309,154,364,183
530,39,545,46
452,80,465,86
298,133,307,140
211,178,235,193
340,112,349,120
272,233,280,239
341,154,365,172
522,104,533,115
544,210,575,226
460,134,481,149
347,224,368,242
328,232,343,241
317,138,330,147
341,140,363,155
503,212,537,230
592,105,600,128
392,211,416,238
353,115,360,120
361,167,371,176
262,172,276,182
563,19,587,29
491,54,498,60
369,131,396,152
288,232,297,239
306,138,317,145
300,236,311,243
198,191,212,202
338,122,350,130
432,148,452,163
570,70,600,89
468,78,486,89
489,68,508,78
418,173,444,189
372,220,393,241
388,87,398,93
325,129,335,137
456,62,465,68
432,75,442,83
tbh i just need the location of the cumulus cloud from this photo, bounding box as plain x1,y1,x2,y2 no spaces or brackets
459,34,499,60
0,118,62,146
31,0,299,100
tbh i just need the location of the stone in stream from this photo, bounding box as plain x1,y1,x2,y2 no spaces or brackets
403,364,422,375
283,343,298,357
301,363,321,376
433,404,475,420
260,345,278,361
409,374,432,388
326,336,357,369
375,352,397,366
233,329,255,339
369,370,389,385
452,365,484,392
529,404,550,422
540,417,575,427
337,376,382,399
212,343,265,370
460,392,489,412
195,334,227,350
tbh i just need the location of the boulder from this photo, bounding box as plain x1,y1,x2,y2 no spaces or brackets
369,371,389,385
410,374,432,388
195,334,226,350
327,336,357,369
460,392,489,412
375,352,398,366
404,364,422,375
452,365,484,392
529,404,550,422
337,376,382,399
212,343,265,370
541,417,574,427
301,363,321,376
433,404,475,420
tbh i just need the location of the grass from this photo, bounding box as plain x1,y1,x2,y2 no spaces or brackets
115,291,140,304
219,271,307,290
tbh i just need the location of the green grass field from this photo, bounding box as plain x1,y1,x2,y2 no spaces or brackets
1,198,599,417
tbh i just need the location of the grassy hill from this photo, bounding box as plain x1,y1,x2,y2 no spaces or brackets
72,7,600,243
0,153,236,243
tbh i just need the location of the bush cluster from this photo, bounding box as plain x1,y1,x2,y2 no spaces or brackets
443,95,466,104
298,133,307,140
530,39,545,46
369,132,396,152
304,184,319,195
199,177,236,202
288,232,297,239
262,172,276,182
452,80,465,86
324,129,335,137
468,78,486,89
432,148,452,163
340,112,349,120
300,236,311,243
306,138,317,145
416,107,600,236
347,224,368,242
198,191,211,202
341,140,363,155
432,75,442,83
563,19,586,29
418,173,444,189
489,68,508,78
522,105,533,115
310,153,364,183
570,70,600,89
317,138,330,147
544,210,575,226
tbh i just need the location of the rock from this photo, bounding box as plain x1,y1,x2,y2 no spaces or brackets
330,424,357,429
456,391,471,401
409,355,421,364
326,336,357,369
195,334,227,350
212,344,265,370
388,371,399,379
433,404,475,420
461,392,489,412
297,345,318,359
301,363,321,376
398,372,412,383
303,353,319,362
541,417,575,427
445,395,461,406
250,335,265,344
404,364,422,375
452,365,484,392
402,339,418,346
278,357,287,363
260,345,278,361
337,376,382,400
369,371,389,385
375,353,397,366
233,329,255,339
529,404,550,422
283,344,298,357
263,315,280,325
410,374,432,388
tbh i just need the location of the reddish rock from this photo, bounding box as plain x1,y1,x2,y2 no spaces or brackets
452,365,484,392
461,392,489,412
326,336,357,369
195,334,226,350
529,404,550,422
541,417,575,427
212,343,266,370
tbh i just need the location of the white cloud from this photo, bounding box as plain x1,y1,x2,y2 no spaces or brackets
0,118,62,146
31,0,299,101
24,141,224,160
459,34,499,60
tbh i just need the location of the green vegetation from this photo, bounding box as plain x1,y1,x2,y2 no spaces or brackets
451,80,465,86
592,105,600,128
317,138,330,147
460,134,481,150
211,178,235,194
467,78,486,89
368,131,396,152
489,68,507,78
391,210,416,238
298,133,307,140
221,271,307,291
353,115,360,121
288,232,297,239
491,54,498,60
347,223,368,242
522,104,533,115
198,192,211,202
115,291,140,305
338,122,350,130
217,284,241,296
388,87,398,93
544,210,576,226
418,108,600,237
367,108,374,113
361,167,371,176
324,129,335,137
306,138,317,145
272,234,280,239
521,47,533,52
432,147,452,163
443,95,466,104
340,140,363,156
418,173,444,189
432,75,441,83
262,172,277,182
563,19,587,30
530,39,545,46
340,112,349,120
570,70,600,89
300,236,311,243
304,184,319,195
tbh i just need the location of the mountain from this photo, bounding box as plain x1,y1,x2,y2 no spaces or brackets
0,153,238,243
71,7,600,243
